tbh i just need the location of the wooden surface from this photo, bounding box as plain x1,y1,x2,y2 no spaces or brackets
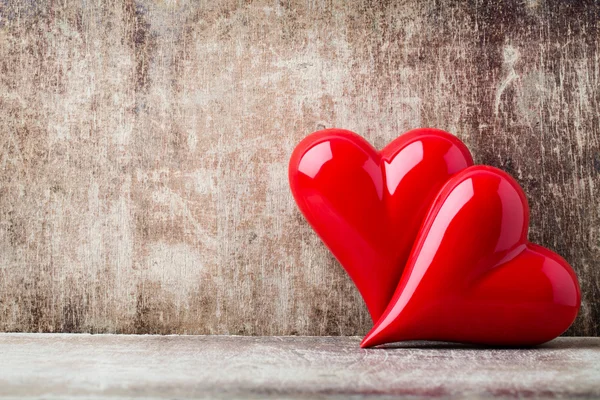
0,334,599,399
0,0,599,336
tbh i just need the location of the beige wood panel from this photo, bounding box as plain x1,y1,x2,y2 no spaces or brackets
0,0,598,335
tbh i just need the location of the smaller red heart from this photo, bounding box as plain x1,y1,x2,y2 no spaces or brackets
289,128,473,322
361,166,581,347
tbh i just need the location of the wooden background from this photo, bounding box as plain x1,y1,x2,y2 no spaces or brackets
0,0,598,336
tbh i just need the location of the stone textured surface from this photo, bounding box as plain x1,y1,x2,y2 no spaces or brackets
0,334,599,399
0,1,599,336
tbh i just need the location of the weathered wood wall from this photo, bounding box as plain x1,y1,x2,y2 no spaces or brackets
0,0,598,336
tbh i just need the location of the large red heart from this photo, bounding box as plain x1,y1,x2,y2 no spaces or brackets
361,166,581,347
288,128,473,321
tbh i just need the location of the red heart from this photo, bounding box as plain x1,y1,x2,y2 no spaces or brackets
361,166,581,347
289,128,473,321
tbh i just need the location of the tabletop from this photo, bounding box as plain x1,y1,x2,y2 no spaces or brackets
1,334,598,399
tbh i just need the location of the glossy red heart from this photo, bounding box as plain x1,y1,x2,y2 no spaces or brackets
289,128,473,321
361,166,581,347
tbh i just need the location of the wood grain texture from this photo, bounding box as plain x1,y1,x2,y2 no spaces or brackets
0,0,598,335
1,334,599,399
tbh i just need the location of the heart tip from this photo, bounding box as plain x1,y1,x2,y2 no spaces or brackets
360,330,384,348
359,338,373,348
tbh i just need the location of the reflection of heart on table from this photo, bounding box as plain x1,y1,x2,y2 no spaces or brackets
289,129,580,347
